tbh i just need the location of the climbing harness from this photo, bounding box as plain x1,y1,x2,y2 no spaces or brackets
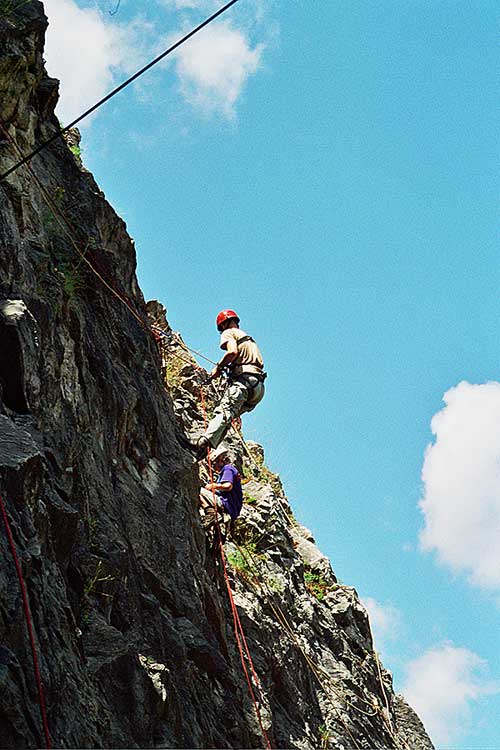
232,334,253,345
0,494,51,749
0,0,242,182
231,371,267,387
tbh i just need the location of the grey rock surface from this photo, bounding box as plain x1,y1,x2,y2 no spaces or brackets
0,3,434,749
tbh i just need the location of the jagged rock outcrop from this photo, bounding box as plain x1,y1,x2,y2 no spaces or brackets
0,3,434,749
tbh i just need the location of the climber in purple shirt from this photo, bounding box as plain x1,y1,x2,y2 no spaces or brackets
199,446,243,522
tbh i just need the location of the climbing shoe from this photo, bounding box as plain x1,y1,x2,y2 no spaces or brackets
195,436,210,460
176,431,210,461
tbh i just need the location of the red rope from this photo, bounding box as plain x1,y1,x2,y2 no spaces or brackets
0,494,51,748
199,388,272,749
219,550,272,747
230,598,264,697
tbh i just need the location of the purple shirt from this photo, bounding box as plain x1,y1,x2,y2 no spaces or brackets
217,464,243,520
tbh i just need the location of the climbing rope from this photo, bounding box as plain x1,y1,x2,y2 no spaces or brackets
172,333,218,368
0,121,224,747
200,387,273,750
372,649,412,750
1,122,223,383
0,494,51,749
0,0,242,182
0,115,273,746
374,650,394,732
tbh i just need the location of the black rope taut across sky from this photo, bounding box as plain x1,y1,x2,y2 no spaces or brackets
0,0,241,182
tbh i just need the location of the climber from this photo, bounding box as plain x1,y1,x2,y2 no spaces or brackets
181,310,266,460
199,445,243,525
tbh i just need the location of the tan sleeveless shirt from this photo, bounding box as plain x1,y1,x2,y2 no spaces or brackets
219,328,264,374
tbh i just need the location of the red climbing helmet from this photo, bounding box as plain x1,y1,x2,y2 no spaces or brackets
216,309,240,331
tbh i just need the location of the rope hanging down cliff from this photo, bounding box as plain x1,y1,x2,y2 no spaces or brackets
0,494,51,749
0,0,241,182
200,389,273,750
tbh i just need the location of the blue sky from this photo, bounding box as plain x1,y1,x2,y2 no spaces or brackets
43,1,499,746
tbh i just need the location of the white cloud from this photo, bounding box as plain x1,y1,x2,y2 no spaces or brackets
361,596,401,651
43,1,268,127
401,643,499,746
43,0,145,125
167,20,264,118
419,381,500,591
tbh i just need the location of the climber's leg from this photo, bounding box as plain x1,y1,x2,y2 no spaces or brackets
203,380,250,449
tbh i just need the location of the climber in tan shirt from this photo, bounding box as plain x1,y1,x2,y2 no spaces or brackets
179,309,266,460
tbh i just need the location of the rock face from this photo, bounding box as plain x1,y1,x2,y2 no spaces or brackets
0,3,434,749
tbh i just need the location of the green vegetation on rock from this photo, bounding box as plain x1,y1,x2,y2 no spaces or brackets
304,567,334,602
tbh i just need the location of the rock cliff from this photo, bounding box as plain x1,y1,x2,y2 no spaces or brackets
0,3,434,748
